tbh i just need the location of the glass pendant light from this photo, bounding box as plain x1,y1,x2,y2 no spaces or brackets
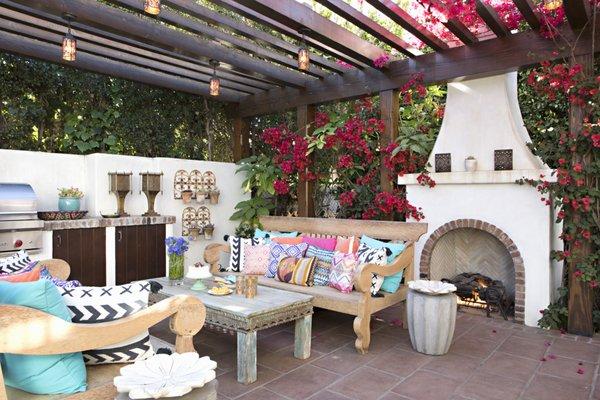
209,59,220,96
144,0,161,15
61,13,77,62
298,28,310,71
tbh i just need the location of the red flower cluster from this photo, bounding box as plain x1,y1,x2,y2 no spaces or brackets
339,190,356,207
273,179,289,195
373,54,390,69
360,191,424,221
261,125,313,180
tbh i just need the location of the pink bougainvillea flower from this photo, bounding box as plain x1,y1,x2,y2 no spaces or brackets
373,54,390,69
548,354,557,359
577,368,585,374
540,357,547,362
273,179,289,195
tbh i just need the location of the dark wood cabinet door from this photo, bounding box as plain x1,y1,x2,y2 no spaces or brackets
115,224,166,285
52,228,106,286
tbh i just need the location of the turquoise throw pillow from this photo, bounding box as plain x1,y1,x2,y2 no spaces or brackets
360,235,406,294
0,280,87,395
254,228,299,240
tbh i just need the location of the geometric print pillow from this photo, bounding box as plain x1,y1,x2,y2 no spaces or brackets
357,244,388,296
58,281,153,365
306,246,335,286
0,250,32,274
265,243,308,278
224,236,265,272
328,252,358,293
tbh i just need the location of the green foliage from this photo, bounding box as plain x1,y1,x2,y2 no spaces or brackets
0,54,232,161
230,155,279,226
57,187,84,198
537,287,569,330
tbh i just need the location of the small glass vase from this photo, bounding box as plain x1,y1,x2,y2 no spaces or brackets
168,254,184,285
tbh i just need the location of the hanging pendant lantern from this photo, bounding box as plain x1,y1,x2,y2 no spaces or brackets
61,14,77,62
543,0,562,10
144,0,161,15
297,28,310,71
209,59,220,96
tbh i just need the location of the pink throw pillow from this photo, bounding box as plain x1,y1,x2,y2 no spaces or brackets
243,244,271,275
329,252,358,293
302,236,337,251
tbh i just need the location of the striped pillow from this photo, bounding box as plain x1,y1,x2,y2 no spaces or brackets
0,250,32,274
58,281,153,365
306,246,334,286
276,257,316,287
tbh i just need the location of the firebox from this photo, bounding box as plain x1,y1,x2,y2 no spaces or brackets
443,273,513,320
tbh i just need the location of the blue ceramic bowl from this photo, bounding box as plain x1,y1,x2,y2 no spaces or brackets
58,197,81,212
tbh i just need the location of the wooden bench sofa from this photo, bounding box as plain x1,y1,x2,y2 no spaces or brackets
204,216,427,354
0,260,206,400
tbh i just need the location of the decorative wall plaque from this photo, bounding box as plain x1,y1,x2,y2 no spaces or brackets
494,149,513,171
435,153,451,172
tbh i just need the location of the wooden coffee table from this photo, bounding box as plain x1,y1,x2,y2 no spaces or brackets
151,277,313,384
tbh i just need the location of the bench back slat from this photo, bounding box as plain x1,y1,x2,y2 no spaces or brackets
260,216,428,242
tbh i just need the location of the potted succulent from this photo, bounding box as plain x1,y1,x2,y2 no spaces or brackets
57,187,84,212
165,236,189,285
464,156,477,172
196,188,208,204
203,223,215,240
181,189,194,204
209,189,220,205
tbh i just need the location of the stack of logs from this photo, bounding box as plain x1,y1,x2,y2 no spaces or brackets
442,272,512,320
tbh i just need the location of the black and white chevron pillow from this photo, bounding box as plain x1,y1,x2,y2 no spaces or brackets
223,236,265,272
0,250,32,274
59,281,153,365
357,244,388,296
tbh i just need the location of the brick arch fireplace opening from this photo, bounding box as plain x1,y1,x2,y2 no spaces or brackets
419,219,525,323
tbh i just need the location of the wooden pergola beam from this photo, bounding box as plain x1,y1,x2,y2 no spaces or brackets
563,0,590,30
208,0,369,69
0,29,243,102
363,0,449,51
379,89,399,195
233,0,386,66
0,15,262,95
475,0,511,37
512,0,541,30
0,6,269,95
6,0,310,88
237,21,600,117
107,0,329,79
163,0,345,74
314,0,416,58
297,104,316,218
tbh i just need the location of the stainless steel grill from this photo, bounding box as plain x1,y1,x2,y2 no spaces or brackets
0,183,43,255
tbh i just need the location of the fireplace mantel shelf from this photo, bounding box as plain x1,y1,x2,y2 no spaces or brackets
397,169,555,186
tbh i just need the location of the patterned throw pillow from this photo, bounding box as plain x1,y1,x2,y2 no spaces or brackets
39,266,81,289
329,252,358,293
265,243,308,278
58,281,153,365
224,236,265,272
0,267,40,282
357,244,388,296
243,244,271,275
0,250,32,274
276,257,316,286
306,245,335,286
302,236,337,251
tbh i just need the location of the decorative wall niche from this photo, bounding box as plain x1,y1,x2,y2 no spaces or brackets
435,153,451,172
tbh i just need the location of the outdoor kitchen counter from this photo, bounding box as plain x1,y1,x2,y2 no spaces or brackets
42,215,176,231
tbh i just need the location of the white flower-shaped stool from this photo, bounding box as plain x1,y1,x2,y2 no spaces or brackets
114,352,217,399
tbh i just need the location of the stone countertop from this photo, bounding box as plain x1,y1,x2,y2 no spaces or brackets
42,215,176,231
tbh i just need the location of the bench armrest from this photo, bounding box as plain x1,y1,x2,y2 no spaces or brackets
353,242,415,293
0,295,205,355
203,243,230,274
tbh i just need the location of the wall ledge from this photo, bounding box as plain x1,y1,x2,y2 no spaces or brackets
397,169,555,186
43,215,176,231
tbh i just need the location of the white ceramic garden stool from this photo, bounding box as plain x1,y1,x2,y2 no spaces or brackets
407,280,458,356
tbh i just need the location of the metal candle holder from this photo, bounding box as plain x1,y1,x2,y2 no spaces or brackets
108,172,132,217
140,172,163,217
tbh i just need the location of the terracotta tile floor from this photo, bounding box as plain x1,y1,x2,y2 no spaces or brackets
150,306,600,400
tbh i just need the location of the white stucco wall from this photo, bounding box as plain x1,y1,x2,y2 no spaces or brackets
408,183,553,327
0,149,247,269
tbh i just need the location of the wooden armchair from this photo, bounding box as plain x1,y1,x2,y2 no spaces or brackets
0,260,206,400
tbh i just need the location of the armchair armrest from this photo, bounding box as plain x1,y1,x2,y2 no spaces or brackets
0,295,205,355
203,243,230,274
353,243,415,293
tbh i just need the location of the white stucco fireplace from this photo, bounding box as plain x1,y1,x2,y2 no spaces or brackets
399,73,562,326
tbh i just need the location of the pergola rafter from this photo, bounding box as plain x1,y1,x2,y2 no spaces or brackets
475,0,512,37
